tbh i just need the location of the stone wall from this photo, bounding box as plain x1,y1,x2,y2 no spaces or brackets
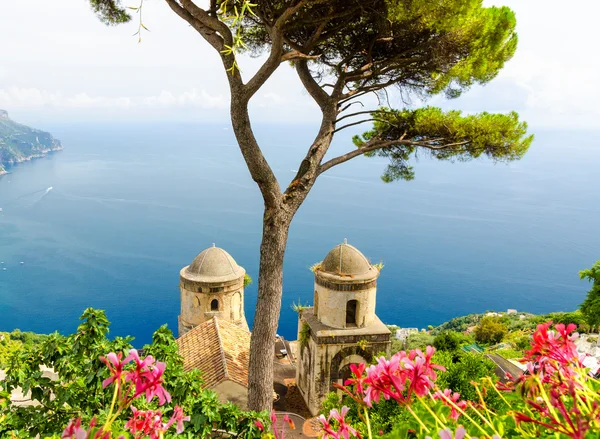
296,310,391,415
179,276,247,335
315,280,377,329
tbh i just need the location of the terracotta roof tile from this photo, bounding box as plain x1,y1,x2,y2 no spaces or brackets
176,317,251,389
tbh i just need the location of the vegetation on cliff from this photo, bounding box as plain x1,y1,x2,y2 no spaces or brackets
0,110,62,174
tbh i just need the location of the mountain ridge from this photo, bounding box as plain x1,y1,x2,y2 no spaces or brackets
0,110,63,175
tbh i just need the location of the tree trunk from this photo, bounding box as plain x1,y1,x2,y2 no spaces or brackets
247,207,292,412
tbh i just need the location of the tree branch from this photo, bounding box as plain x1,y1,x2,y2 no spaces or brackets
332,118,377,133
295,60,331,109
335,110,383,124
245,1,310,98
317,138,470,175
318,140,398,175
163,0,224,50
179,0,233,46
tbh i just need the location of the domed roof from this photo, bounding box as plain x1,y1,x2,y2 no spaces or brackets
321,240,374,276
182,245,245,283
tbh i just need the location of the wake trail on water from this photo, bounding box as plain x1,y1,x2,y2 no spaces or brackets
2,186,54,209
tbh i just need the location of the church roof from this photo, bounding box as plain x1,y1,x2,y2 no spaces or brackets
321,240,374,276
176,316,250,389
182,245,245,283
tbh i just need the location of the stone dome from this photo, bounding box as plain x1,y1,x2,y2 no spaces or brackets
321,240,374,276
182,245,245,283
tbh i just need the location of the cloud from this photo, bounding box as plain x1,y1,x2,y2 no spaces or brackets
0,86,227,110
142,89,228,109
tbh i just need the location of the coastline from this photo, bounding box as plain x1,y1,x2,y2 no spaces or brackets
0,144,63,176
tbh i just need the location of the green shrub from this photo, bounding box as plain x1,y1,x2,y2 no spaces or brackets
404,332,435,351
474,316,507,345
433,331,460,352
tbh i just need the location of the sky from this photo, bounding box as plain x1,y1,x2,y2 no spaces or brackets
0,0,598,128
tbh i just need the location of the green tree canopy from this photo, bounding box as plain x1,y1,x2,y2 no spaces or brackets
84,0,532,411
473,316,507,345
433,331,461,352
579,261,600,328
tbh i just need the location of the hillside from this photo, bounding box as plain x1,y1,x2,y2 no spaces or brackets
0,110,63,175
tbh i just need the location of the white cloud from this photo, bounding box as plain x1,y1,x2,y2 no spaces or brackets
1,0,599,127
0,86,226,110
142,89,228,109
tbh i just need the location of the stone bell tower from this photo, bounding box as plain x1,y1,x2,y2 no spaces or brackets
296,239,391,415
178,244,248,336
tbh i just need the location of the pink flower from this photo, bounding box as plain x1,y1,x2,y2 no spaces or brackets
62,418,87,439
269,411,295,439
319,407,360,439
255,420,265,431
361,347,444,406
99,352,130,389
433,389,468,421
164,405,190,434
344,363,367,395
129,356,171,406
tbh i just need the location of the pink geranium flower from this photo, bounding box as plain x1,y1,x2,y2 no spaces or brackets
164,405,190,434
362,347,444,406
433,389,468,421
99,352,130,389
319,406,361,439
61,418,87,439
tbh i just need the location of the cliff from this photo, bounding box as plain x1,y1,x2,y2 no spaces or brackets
0,110,63,175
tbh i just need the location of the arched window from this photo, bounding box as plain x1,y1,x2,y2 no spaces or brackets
346,300,357,326
210,299,219,311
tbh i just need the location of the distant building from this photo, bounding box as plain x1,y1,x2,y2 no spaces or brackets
178,244,248,336
395,328,419,341
507,309,517,315
296,240,391,415
177,316,251,408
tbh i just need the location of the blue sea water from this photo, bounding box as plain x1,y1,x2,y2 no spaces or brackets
0,123,598,345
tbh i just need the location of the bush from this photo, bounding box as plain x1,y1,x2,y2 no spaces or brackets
0,308,267,438
433,351,498,405
404,332,435,351
473,316,507,345
433,332,460,352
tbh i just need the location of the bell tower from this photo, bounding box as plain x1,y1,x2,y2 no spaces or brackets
296,239,391,415
178,244,248,336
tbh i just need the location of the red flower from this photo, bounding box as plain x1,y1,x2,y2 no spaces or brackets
125,406,164,439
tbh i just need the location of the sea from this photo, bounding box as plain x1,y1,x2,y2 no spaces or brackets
0,123,598,345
